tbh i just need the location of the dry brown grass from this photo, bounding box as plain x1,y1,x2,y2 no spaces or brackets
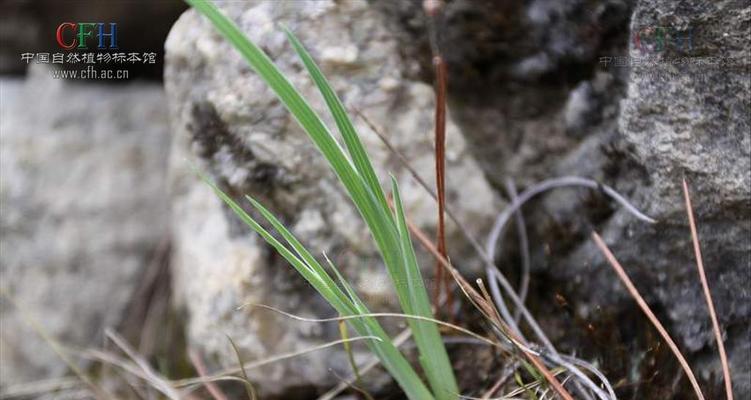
683,178,733,400
591,232,705,400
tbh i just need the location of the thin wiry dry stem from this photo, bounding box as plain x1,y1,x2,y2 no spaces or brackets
406,219,575,400
481,370,512,400
462,370,569,400
328,369,375,400
226,335,257,400
80,349,163,393
591,231,705,400
317,329,413,400
486,267,553,350
557,354,616,399
0,291,110,400
357,112,617,399
487,177,656,261
683,178,733,400
188,348,230,400
81,348,240,399
172,336,383,389
491,181,612,400
539,351,611,400
0,377,82,399
485,177,657,324
476,278,504,325
106,328,181,400
505,179,531,324
115,368,150,400
483,175,656,399
240,303,499,348
337,319,364,394
391,181,600,400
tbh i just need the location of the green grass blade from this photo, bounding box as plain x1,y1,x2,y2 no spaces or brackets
391,177,459,400
323,252,361,306
185,0,400,299
279,33,454,375
280,29,412,304
200,175,344,308
186,2,457,397
244,196,348,304
184,0,408,350
241,196,435,399
283,28,391,218
199,177,434,399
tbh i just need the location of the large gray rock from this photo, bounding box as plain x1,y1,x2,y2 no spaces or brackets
164,1,498,396
551,0,750,396
0,66,171,385
381,0,749,396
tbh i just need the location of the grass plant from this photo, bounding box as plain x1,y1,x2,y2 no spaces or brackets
186,1,458,398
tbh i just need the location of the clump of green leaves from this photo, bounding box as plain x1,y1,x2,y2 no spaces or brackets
186,1,458,399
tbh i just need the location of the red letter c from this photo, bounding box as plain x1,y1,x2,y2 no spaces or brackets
56,22,77,50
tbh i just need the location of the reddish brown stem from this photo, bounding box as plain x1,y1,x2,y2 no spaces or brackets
683,179,733,400
425,0,452,314
433,55,451,311
591,232,705,400
189,349,230,400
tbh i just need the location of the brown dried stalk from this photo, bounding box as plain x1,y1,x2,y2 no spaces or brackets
188,348,230,400
591,232,705,400
682,178,733,400
424,0,452,313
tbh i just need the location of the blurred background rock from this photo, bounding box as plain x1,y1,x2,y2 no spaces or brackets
0,0,186,393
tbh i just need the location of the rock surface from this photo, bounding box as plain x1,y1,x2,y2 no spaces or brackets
373,0,635,187
164,1,498,396
0,66,171,385
379,0,750,396
573,0,750,393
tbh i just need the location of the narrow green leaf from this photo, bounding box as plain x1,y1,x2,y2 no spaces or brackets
391,177,459,400
200,175,344,310
241,195,435,400
187,2,457,398
185,0,401,309
245,196,349,306
199,175,434,399
322,252,360,306
226,335,257,400
284,28,391,219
